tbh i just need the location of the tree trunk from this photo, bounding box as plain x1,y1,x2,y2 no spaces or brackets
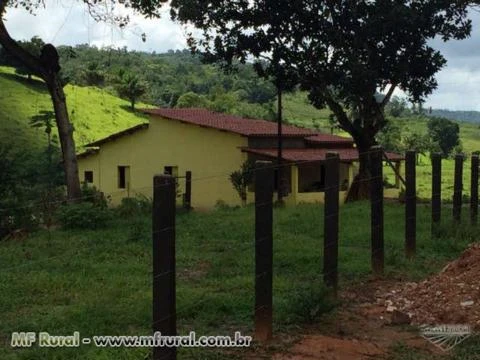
345,140,376,202
0,12,81,202
45,75,82,201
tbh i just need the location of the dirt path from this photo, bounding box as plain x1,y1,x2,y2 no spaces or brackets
265,279,444,360
248,244,480,360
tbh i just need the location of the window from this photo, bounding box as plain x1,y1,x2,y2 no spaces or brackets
84,171,93,184
298,164,325,193
118,166,130,189
164,166,178,177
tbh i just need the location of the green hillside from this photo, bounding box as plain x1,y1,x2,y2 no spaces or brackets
0,66,148,154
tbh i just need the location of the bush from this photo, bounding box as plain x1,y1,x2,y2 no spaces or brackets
0,202,40,239
214,200,240,211
278,279,336,324
116,195,152,218
81,182,108,208
56,202,112,230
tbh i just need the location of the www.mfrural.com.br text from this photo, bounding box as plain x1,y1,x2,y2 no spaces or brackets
10,331,252,348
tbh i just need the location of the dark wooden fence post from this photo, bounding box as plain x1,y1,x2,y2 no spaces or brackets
184,171,192,211
324,152,339,294
431,153,442,237
153,175,176,360
453,154,464,222
255,161,274,342
405,151,416,258
471,154,479,225
370,146,384,275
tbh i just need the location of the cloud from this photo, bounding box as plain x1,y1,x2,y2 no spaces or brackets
424,10,480,110
4,3,480,110
4,2,187,52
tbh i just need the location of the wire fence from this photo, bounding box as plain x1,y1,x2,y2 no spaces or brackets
1,148,480,359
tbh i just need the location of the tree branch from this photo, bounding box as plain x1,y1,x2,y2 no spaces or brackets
380,82,397,108
324,91,358,138
0,2,46,78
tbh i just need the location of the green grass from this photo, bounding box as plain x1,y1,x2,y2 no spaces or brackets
383,153,475,201
0,202,477,359
283,92,333,130
0,66,149,153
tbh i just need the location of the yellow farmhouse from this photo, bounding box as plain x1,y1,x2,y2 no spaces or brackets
77,108,403,208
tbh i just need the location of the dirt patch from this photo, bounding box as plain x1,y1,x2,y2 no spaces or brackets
381,243,480,329
269,246,480,360
271,279,441,360
273,335,384,360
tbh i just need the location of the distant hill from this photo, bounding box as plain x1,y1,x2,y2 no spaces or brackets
429,109,480,124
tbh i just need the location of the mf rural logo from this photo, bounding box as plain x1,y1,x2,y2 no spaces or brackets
420,324,472,351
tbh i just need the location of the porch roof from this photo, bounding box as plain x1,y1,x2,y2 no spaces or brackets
242,148,404,163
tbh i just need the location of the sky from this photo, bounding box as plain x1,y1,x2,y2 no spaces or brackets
4,2,480,111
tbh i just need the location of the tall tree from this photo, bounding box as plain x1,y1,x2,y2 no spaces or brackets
0,0,167,202
295,1,472,200
427,117,460,157
115,72,147,110
170,1,474,200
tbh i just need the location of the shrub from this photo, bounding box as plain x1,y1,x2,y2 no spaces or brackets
279,279,336,324
229,160,255,206
80,182,108,208
116,195,152,218
0,201,40,239
56,202,112,230
214,200,240,211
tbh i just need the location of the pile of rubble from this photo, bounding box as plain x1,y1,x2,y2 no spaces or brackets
378,244,480,328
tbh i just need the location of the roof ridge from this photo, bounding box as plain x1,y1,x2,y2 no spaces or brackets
141,107,317,137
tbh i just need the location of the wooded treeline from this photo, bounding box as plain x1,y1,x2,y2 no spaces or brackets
0,43,278,119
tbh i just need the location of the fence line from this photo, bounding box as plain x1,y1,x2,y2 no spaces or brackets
3,146,480,360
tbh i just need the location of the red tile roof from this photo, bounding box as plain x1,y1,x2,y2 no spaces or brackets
305,134,354,144
242,148,404,162
142,108,317,137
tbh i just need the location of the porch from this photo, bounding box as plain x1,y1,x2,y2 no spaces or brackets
243,148,403,206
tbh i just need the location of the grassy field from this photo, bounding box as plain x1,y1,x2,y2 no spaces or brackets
0,66,149,153
0,202,478,359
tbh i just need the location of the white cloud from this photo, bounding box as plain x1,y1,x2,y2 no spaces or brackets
3,1,187,52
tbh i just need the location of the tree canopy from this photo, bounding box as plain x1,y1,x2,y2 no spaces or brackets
171,0,476,199
427,117,461,157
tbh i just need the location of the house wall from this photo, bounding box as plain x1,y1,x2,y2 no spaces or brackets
78,116,248,208
78,155,101,186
